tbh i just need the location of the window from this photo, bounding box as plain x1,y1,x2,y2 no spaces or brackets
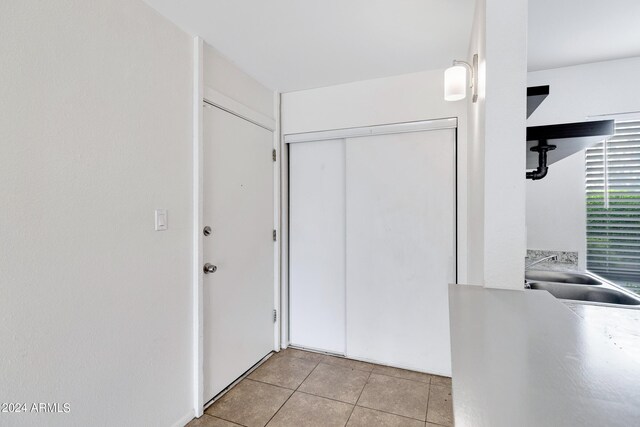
586,120,640,295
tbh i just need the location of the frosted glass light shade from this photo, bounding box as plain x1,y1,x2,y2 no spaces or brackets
444,65,467,101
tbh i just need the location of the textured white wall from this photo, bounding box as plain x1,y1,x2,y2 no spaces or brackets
0,1,194,426
281,69,468,282
466,0,528,289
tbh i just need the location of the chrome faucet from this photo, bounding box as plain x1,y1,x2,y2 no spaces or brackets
525,255,558,270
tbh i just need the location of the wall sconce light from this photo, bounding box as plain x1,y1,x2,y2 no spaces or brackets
444,54,478,103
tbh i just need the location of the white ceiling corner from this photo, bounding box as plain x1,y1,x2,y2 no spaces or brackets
142,0,476,92
528,0,640,71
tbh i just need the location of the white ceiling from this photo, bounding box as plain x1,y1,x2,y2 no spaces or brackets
143,1,640,91
143,0,476,92
528,0,640,71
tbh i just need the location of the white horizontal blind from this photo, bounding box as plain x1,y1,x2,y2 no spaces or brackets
586,120,640,287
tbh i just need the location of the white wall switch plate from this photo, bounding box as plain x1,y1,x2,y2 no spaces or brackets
155,209,168,231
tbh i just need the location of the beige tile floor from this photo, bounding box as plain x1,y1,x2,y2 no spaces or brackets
187,348,454,427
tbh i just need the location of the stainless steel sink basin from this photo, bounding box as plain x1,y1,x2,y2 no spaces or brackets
525,270,602,285
528,282,640,305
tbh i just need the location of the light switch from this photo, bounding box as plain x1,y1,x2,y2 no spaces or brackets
155,209,168,231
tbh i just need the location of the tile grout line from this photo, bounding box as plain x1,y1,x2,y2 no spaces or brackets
261,359,321,426
243,375,446,426
354,402,428,423
294,389,369,408
289,349,451,386
208,356,317,427
203,352,277,414
343,370,372,426
297,350,445,384
203,412,248,427
425,385,455,427
370,370,433,386
355,405,434,424
271,385,432,426
286,349,373,374
366,369,447,386
244,377,296,392
204,400,250,427
425,380,456,427
289,350,452,424
200,413,244,426
285,370,432,414
356,367,432,424
425,379,431,425
228,350,449,426
317,356,374,374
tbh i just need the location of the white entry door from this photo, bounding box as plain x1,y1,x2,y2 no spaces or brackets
203,104,274,402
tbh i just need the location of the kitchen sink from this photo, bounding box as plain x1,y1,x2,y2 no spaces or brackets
525,270,602,285
528,281,640,305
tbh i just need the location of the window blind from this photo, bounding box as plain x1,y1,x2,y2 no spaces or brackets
586,120,640,283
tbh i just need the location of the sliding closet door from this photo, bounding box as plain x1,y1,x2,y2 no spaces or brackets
289,139,346,354
345,130,455,375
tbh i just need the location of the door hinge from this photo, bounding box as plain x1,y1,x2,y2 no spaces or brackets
272,149,277,162
273,229,277,241
273,309,277,323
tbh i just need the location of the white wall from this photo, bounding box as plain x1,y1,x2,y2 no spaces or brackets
527,57,640,126
483,0,528,289
526,152,587,269
0,1,194,426
525,57,640,269
466,0,487,285
466,0,528,289
282,69,466,134
281,69,469,282
203,44,275,119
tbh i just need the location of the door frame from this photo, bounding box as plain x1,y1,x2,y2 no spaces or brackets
280,117,460,351
192,37,281,416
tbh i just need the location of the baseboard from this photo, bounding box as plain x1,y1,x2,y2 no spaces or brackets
171,409,195,427
287,343,344,357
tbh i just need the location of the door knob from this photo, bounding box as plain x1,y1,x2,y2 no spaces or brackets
203,263,217,274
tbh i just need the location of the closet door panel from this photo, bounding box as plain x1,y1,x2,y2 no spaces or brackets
289,139,346,354
345,130,455,375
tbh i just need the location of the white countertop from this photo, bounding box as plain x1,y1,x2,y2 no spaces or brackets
448,284,640,427
564,302,640,360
